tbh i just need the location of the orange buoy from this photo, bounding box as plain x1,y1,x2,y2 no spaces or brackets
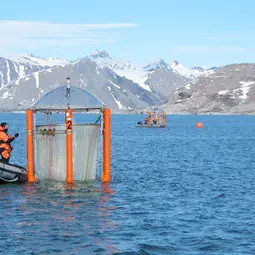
196,122,203,128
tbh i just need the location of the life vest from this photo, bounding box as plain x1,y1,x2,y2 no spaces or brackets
0,147,10,159
0,126,9,143
0,126,12,159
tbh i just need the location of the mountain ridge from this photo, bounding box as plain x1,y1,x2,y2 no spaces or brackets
1,50,254,114
163,63,255,114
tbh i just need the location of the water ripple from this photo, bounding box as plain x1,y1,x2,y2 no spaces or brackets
0,114,255,254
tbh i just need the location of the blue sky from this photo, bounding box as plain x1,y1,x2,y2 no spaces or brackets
1,0,255,67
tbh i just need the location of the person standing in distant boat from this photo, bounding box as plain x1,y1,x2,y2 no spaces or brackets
0,122,19,163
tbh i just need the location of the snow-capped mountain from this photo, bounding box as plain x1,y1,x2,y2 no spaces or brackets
170,60,216,79
0,59,160,111
143,59,172,71
0,57,47,88
191,66,205,72
84,50,151,91
85,50,188,93
6,53,69,67
0,54,70,88
85,50,133,71
85,50,216,84
164,64,255,114
0,49,220,112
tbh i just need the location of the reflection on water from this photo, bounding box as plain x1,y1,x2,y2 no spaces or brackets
97,183,119,254
0,181,119,254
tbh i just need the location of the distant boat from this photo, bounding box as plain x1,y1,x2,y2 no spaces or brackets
136,109,167,128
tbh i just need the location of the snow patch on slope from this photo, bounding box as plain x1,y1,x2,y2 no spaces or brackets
2,91,9,99
6,60,10,84
19,65,26,78
239,81,254,100
217,81,254,100
15,79,20,85
185,84,191,90
108,80,121,89
34,72,40,88
218,90,229,95
112,93,125,109
116,69,152,92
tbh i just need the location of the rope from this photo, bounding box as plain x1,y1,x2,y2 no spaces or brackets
7,140,22,166
97,112,103,179
95,115,102,124
49,136,53,179
43,111,47,130
17,127,26,135
0,175,19,182
12,139,16,150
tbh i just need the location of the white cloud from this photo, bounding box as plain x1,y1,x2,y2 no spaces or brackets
0,20,138,54
201,35,255,39
172,46,246,53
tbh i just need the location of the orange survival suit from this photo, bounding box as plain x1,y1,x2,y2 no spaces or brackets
0,126,16,163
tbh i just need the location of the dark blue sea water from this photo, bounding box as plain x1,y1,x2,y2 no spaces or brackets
0,114,255,254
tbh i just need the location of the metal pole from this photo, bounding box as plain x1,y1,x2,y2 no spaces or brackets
66,77,71,109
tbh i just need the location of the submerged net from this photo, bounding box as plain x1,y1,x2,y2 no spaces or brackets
35,124,101,181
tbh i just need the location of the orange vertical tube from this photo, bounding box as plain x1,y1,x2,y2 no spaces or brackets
26,110,36,182
102,108,111,182
65,109,73,183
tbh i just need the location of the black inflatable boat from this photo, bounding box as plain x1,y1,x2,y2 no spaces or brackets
0,162,27,183
136,121,166,128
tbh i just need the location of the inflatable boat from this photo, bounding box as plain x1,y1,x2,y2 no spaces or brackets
136,109,167,128
0,162,27,183
136,122,166,128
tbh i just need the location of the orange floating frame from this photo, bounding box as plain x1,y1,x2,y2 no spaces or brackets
26,107,111,184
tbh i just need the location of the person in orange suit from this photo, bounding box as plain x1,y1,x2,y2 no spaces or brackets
0,122,19,163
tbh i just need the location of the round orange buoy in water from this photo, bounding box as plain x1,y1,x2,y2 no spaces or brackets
196,122,203,128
